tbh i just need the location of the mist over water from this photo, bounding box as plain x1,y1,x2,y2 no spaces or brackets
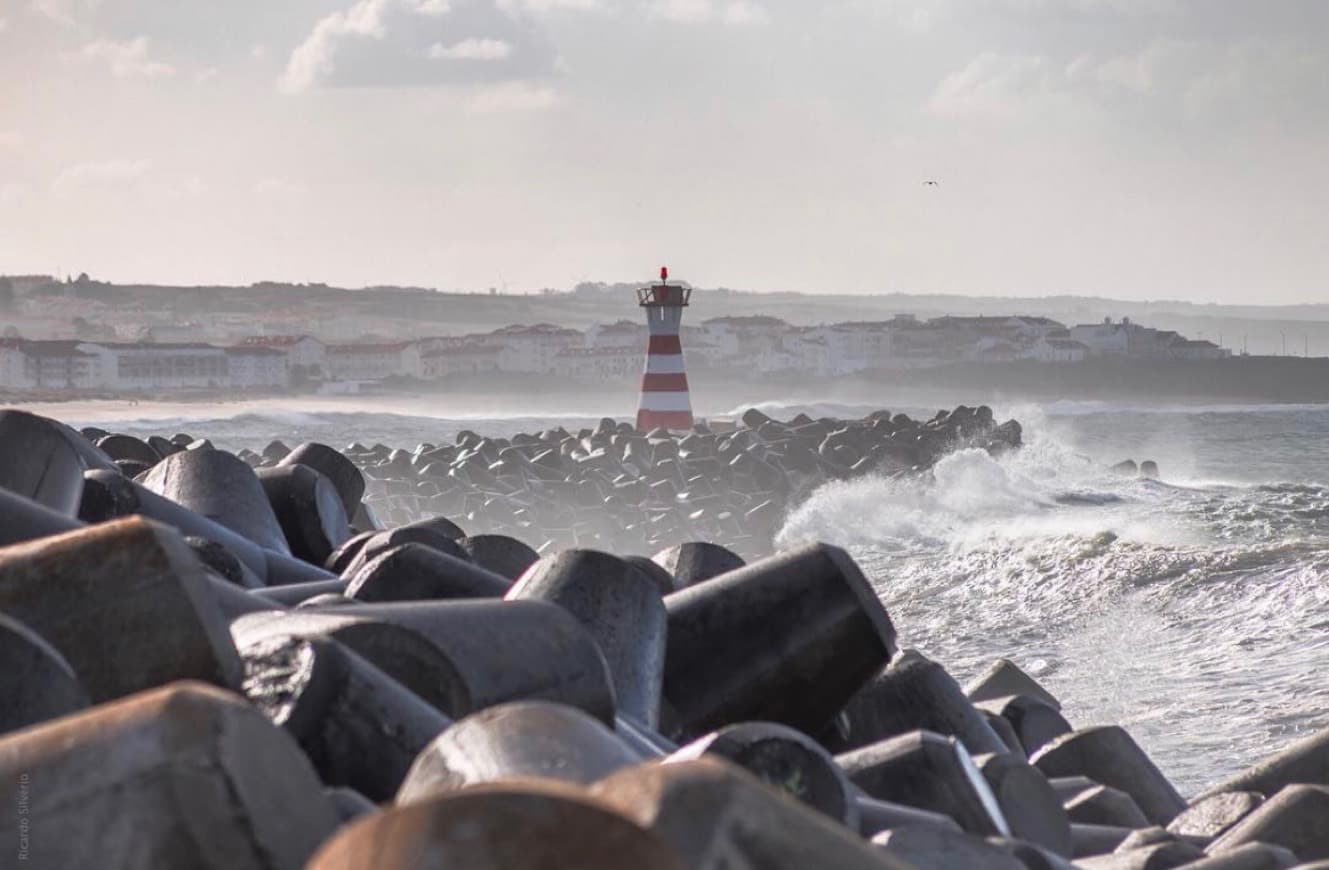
70,397,1329,794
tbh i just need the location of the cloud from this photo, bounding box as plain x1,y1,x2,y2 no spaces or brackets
78,37,175,78
51,159,152,197
0,132,21,149
430,37,512,60
280,0,557,93
0,17,8,32
467,81,561,111
929,53,1063,118
647,0,768,24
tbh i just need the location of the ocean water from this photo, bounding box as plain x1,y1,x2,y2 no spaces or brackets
70,399,1329,795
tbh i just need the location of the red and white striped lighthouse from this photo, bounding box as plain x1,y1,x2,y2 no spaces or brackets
635,266,694,431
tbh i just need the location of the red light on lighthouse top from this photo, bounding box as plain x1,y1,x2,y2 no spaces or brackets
660,266,668,283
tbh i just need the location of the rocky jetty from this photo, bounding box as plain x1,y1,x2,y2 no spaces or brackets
243,404,1020,558
2,405,1328,869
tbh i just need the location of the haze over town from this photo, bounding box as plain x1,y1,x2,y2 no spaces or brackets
3,1,1327,303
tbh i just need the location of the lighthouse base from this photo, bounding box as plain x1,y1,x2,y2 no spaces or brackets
636,410,694,432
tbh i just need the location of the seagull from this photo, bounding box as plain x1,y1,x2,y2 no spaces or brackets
924,180,940,187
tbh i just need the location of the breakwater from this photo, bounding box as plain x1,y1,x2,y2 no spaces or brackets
0,406,1328,867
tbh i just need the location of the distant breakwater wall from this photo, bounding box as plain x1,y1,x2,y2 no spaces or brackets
232,404,1023,559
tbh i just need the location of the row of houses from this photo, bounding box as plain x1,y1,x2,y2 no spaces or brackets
0,314,1229,393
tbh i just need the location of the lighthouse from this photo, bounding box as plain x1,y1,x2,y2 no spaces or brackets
635,266,694,431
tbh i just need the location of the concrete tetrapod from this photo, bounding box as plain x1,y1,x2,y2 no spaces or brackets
278,442,366,518
836,730,1011,837
339,527,470,577
592,757,914,870
254,464,351,565
856,794,964,837
872,826,1026,870
138,446,293,555
396,701,643,804
345,543,509,603
507,549,667,727
975,694,1073,756
233,599,616,723
662,541,897,739
0,612,90,735
1200,726,1329,800
974,752,1073,856
309,780,686,870
651,541,746,590
1031,726,1187,826
456,533,539,581
239,632,452,801
0,485,82,547
965,658,1063,711
0,409,86,514
667,720,859,828
1176,843,1298,869
825,648,1010,757
1209,784,1329,861
0,681,338,870
1169,792,1265,839
0,517,244,702
79,469,335,586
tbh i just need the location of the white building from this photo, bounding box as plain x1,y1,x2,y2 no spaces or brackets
0,339,28,388
421,345,502,378
80,342,229,390
325,341,421,381
226,346,289,388
21,341,102,389
236,335,326,374
1026,337,1088,363
1070,319,1132,356
485,324,583,373
554,346,641,380
585,321,646,350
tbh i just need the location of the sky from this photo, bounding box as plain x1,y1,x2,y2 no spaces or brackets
1,0,1326,302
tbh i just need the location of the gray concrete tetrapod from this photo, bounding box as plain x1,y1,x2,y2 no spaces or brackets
0,517,244,702
253,578,347,606
79,469,335,586
0,409,86,514
508,549,666,727
856,794,963,837
340,527,471,577
662,541,897,739
1168,792,1264,839
974,752,1073,856
965,657,1063,711
0,681,338,870
308,781,687,870
1199,725,1329,800
1065,784,1151,828
1208,784,1329,861
255,463,351,565
396,701,642,805
0,484,82,547
836,730,1011,837
346,543,510,602
138,446,293,555
239,632,451,802
872,826,1027,870
592,758,915,870
233,599,616,724
278,442,366,519
667,720,858,828
96,432,161,465
825,648,1010,758
1031,726,1186,826
457,533,539,581
651,541,746,590
975,694,1073,756
0,612,90,735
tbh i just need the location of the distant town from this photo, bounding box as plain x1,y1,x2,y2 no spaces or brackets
0,272,1235,395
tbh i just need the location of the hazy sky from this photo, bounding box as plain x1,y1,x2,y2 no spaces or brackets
1,0,1326,302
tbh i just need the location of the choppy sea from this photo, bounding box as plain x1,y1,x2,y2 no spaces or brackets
65,398,1329,795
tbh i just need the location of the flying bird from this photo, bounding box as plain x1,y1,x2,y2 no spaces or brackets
924,180,940,187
